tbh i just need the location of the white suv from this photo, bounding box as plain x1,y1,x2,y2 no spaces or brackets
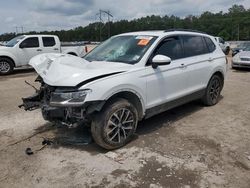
20,30,227,149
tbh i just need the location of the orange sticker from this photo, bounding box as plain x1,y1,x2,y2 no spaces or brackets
138,39,150,46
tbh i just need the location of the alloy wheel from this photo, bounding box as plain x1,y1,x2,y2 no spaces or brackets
0,61,10,73
209,77,221,103
105,108,135,144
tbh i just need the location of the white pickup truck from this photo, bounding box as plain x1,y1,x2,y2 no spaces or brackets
0,35,87,75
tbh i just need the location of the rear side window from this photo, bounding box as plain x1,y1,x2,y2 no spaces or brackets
204,37,216,53
42,37,56,47
20,37,39,48
154,36,183,60
182,35,208,57
219,37,225,44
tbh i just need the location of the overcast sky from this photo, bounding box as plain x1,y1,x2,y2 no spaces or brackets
0,0,249,34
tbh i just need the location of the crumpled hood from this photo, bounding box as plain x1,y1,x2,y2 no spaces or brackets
0,46,10,51
29,53,132,87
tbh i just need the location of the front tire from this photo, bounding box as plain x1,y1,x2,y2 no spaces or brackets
91,98,138,150
202,75,223,106
0,57,14,75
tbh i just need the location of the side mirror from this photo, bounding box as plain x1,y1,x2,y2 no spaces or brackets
19,42,26,49
152,55,171,69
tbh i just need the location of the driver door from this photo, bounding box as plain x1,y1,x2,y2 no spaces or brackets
144,36,189,111
17,37,41,65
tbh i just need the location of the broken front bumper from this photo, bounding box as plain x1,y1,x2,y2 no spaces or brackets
19,90,105,126
19,93,42,111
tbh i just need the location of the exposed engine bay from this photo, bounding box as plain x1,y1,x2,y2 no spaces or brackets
19,76,105,127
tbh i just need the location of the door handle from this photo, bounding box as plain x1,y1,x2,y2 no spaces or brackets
208,57,214,62
180,64,187,69
37,49,42,52
53,48,59,50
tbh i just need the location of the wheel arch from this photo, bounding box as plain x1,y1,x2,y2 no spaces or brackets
67,52,77,56
0,55,16,67
105,90,145,120
210,70,225,89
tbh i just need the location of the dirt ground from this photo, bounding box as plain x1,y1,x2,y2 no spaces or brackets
0,59,250,188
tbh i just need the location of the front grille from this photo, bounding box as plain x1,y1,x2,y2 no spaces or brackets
240,58,250,61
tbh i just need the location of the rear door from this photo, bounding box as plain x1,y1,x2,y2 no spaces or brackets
180,35,214,93
41,36,60,53
145,36,190,109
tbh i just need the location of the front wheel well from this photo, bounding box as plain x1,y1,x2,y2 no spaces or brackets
0,56,15,67
105,91,144,120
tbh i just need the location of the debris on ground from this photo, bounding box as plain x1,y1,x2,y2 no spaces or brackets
25,148,34,155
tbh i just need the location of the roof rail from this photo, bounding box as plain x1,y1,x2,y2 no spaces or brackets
164,29,207,34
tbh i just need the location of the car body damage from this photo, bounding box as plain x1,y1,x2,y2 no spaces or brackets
19,53,131,127
20,31,227,149
29,53,131,87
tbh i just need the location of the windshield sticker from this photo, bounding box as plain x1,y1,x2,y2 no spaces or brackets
135,36,153,40
138,39,150,46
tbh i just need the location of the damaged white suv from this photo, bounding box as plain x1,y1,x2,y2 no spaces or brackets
20,30,227,149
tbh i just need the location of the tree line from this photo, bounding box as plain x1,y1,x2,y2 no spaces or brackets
1,4,250,42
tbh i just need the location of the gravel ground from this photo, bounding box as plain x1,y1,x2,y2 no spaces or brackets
0,60,250,188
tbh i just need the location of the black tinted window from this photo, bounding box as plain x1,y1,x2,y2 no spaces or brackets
182,35,208,57
219,37,224,44
155,37,183,60
204,37,216,53
42,37,56,47
21,37,39,48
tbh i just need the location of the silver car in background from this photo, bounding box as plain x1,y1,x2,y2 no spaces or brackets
232,46,250,69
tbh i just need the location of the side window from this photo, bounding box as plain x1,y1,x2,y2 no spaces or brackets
42,37,56,47
204,37,216,53
20,37,39,48
154,36,183,60
182,35,208,57
219,37,225,44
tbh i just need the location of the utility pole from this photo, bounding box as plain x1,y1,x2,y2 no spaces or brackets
96,10,103,41
96,9,113,41
237,23,240,41
14,26,25,34
102,10,113,38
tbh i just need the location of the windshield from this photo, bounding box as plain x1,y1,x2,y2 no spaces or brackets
84,35,157,64
243,46,250,51
5,35,25,47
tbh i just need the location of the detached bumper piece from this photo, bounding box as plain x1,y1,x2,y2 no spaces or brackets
18,93,41,111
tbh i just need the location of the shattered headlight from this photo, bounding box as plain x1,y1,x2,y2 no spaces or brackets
50,89,92,106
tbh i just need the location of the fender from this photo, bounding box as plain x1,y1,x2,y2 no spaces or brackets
62,49,79,56
209,66,226,80
103,87,146,116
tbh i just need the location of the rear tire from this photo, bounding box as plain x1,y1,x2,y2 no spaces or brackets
91,98,138,150
0,57,14,75
202,75,223,106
